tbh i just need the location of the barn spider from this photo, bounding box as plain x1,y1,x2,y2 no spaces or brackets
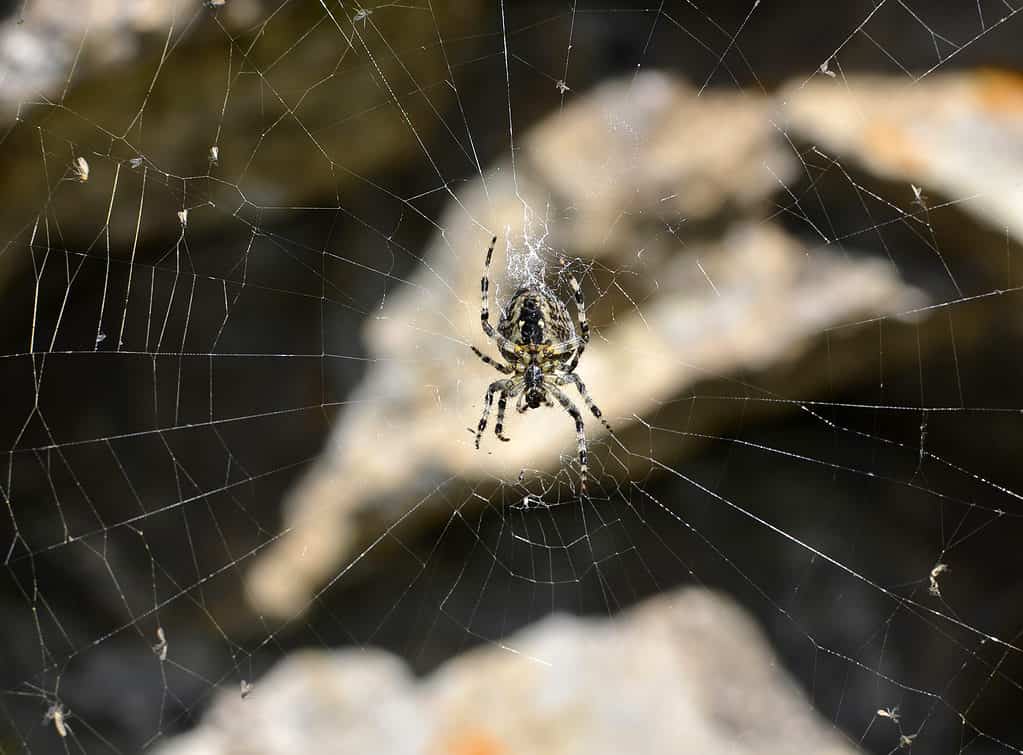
472,236,612,493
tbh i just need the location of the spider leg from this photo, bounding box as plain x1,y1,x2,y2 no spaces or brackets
569,276,589,342
480,235,515,356
494,386,517,442
541,276,589,367
515,393,527,414
544,337,582,360
549,386,589,494
561,276,589,373
470,345,512,374
554,373,614,435
475,378,514,449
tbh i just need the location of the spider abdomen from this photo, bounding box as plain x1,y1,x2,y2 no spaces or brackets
497,286,576,347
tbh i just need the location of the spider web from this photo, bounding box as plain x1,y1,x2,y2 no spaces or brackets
2,1,1023,753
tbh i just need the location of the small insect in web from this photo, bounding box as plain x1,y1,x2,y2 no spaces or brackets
929,562,949,597
471,236,613,494
353,7,372,26
152,626,168,661
44,702,70,738
71,156,89,183
878,706,901,723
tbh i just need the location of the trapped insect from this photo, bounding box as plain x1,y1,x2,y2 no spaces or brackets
44,703,70,737
72,156,89,182
472,236,612,493
153,627,168,661
878,706,901,723
929,562,949,597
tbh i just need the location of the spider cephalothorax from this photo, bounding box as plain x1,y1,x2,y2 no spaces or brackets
471,236,612,493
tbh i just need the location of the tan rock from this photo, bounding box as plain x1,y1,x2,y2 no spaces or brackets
0,0,485,289
154,588,862,755
781,69,1023,242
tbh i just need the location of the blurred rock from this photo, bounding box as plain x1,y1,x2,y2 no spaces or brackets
782,69,1023,244
244,72,944,619
0,0,483,285
0,0,178,109
154,587,861,755
525,71,795,248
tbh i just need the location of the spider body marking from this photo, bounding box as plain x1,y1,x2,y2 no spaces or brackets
472,236,611,494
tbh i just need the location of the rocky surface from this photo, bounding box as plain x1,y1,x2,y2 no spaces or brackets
0,0,484,287
0,0,183,109
782,69,1023,243
154,587,864,755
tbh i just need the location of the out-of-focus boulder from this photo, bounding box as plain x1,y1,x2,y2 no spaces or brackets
0,0,484,286
154,587,863,755
782,69,1023,243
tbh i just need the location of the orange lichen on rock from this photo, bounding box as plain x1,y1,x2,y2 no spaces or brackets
974,68,1023,115
863,120,925,174
434,729,508,755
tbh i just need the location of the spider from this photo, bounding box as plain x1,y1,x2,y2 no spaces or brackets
471,236,612,493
